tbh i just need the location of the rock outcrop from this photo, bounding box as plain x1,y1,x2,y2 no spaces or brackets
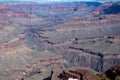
57,69,100,80
105,64,120,80
54,65,120,80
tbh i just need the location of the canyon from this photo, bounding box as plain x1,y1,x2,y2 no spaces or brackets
0,1,120,80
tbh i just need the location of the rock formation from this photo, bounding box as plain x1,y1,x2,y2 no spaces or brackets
0,1,119,80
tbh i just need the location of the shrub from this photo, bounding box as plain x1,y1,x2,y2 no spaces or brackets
115,75,120,80
98,77,111,80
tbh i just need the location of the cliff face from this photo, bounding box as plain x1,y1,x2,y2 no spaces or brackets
93,2,120,15
67,46,120,72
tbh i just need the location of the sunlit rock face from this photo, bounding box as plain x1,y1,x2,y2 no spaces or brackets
0,1,120,80
56,68,101,80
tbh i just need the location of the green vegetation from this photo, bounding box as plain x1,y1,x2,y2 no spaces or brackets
98,75,120,80
98,77,111,80
115,75,120,80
